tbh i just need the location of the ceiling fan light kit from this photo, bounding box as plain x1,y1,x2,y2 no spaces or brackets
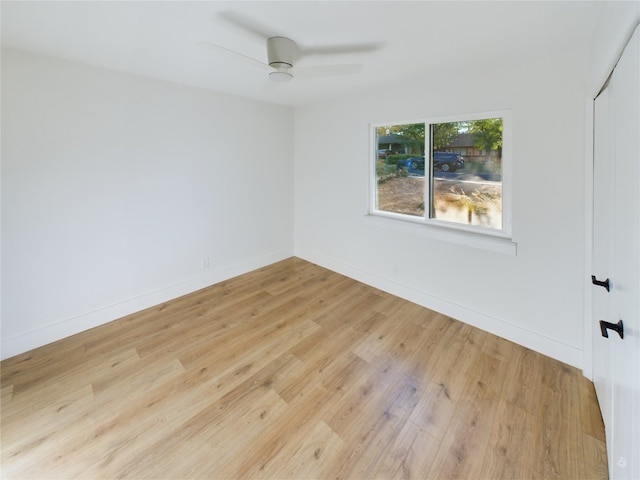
269,68,294,82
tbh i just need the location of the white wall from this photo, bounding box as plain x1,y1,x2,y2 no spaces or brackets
588,2,640,96
294,48,589,368
5,7,635,368
1,48,294,359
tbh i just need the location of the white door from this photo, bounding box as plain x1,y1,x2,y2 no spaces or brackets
592,25,640,480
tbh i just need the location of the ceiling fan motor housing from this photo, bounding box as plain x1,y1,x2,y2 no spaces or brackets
267,37,296,69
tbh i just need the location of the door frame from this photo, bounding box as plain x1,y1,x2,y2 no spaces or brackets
583,95,595,380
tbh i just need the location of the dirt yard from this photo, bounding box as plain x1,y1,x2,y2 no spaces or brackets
377,176,502,229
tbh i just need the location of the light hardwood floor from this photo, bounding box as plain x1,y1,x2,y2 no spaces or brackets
1,258,607,479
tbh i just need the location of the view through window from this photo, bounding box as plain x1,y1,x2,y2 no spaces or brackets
374,115,505,232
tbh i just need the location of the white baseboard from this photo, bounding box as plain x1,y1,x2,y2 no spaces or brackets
3,247,583,369
1,249,293,360
295,247,583,369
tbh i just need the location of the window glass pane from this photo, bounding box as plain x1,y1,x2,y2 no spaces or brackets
375,123,425,217
430,118,503,229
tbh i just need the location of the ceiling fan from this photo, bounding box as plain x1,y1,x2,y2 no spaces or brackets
201,11,381,84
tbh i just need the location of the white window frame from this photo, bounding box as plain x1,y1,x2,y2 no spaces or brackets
368,110,515,255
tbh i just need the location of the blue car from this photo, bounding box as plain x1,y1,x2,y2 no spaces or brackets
399,152,464,172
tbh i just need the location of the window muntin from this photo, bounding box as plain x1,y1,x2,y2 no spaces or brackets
372,111,510,237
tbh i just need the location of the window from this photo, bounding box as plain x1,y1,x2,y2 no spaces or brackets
371,111,511,238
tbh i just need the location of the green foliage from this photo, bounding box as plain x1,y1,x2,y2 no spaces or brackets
377,123,425,153
432,122,462,150
376,159,406,184
376,160,394,179
378,118,502,157
376,126,389,136
400,123,425,148
377,123,423,140
468,118,503,155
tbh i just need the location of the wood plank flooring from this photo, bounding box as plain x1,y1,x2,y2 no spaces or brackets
1,257,608,479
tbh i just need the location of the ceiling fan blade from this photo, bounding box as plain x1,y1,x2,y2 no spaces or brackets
293,64,363,79
299,42,383,58
217,11,278,42
199,41,271,70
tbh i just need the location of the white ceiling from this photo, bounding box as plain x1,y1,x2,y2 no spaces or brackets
1,1,604,107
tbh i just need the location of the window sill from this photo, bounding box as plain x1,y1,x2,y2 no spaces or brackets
363,213,517,256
